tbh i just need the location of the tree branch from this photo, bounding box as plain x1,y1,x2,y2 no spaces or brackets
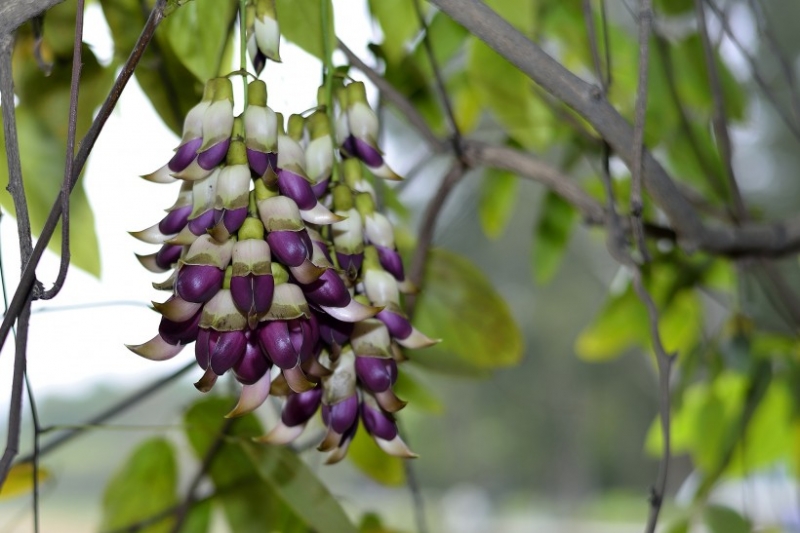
427,0,800,257
0,0,65,36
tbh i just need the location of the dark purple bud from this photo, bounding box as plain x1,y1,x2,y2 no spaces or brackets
168,137,202,172
311,177,330,199
362,402,398,441
336,252,363,276
376,309,412,340
155,244,183,270
341,136,357,157
288,317,317,361
376,245,405,281
355,356,397,393
188,210,217,235
247,148,269,176
328,395,359,434
159,205,192,235
267,230,311,267
197,139,230,170
316,312,353,346
252,49,266,76
158,308,202,345
303,269,350,308
209,330,247,375
257,320,298,369
234,332,271,384
195,328,211,369
278,170,317,210
215,207,248,233
282,388,322,427
176,264,224,303
231,274,275,316
353,138,383,168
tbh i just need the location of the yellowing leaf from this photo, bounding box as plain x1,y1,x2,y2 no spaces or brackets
575,286,649,362
0,463,50,500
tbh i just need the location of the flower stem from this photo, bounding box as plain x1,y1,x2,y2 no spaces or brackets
239,0,249,108
320,0,339,182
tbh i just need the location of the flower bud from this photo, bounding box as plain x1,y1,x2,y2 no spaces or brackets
197,78,234,170
253,0,281,63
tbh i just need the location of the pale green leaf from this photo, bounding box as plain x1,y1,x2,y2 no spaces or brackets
394,370,443,414
348,422,406,486
479,168,518,240
241,442,358,533
575,286,649,362
275,0,334,60
368,0,417,65
485,0,536,33
412,249,524,374
532,191,576,284
658,290,701,356
100,438,178,533
704,505,751,533
164,0,238,82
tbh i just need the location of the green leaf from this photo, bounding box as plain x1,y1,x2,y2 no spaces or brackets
240,442,357,533
655,0,693,15
100,0,205,134
575,285,649,361
368,0,417,65
348,422,405,486
485,0,536,34
275,0,334,60
182,499,213,533
412,249,524,374
532,191,576,284
467,39,558,150
100,438,178,533
704,505,751,533
478,168,518,240
658,290,702,356
393,370,443,414
163,0,238,82
664,517,690,533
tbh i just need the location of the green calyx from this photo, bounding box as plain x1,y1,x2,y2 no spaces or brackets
275,112,285,136
201,79,216,102
345,81,368,106
255,0,277,20
226,139,248,165
248,80,267,107
316,85,329,110
271,262,289,284
223,265,233,290
232,115,245,141
343,158,363,188
307,110,330,140
363,245,381,271
287,114,305,141
332,184,353,211
211,77,234,103
238,217,265,240
354,191,375,217
254,178,279,201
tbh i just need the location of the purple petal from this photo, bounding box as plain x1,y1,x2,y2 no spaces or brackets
341,135,357,157
376,309,412,340
311,177,330,199
353,138,383,168
253,274,275,314
188,210,216,236
336,252,363,275
197,139,230,170
316,312,353,346
267,230,310,267
176,264,223,303
158,308,202,345
155,244,183,270
231,274,275,316
168,137,202,172
195,328,211,369
278,170,316,210
247,148,269,176
257,320,299,369
210,330,247,375
329,395,359,434
234,333,271,385
303,269,350,308
288,317,316,361
215,207,248,233
376,245,405,281
281,388,322,427
362,402,398,441
159,205,192,235
355,356,397,393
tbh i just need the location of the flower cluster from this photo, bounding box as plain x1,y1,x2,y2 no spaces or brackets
128,48,435,460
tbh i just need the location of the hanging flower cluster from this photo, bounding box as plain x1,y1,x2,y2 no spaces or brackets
127,5,435,461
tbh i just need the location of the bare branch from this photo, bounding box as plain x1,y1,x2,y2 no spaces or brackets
0,303,30,489
630,0,652,259
0,0,65,36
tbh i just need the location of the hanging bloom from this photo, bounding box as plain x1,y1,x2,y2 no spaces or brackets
361,393,417,458
179,77,235,178
244,80,278,176
230,219,274,326
318,349,360,462
331,184,364,278
305,109,334,198
252,0,281,63
256,388,322,444
211,140,251,241
175,234,234,303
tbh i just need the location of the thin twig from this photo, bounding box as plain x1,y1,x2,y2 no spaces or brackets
412,0,462,157
694,0,746,221
40,0,86,300
170,418,234,533
405,162,464,316
15,362,194,465
0,0,168,361
23,372,42,533
630,0,652,260
0,302,31,489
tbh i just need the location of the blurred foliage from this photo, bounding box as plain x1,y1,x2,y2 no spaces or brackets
6,0,800,531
